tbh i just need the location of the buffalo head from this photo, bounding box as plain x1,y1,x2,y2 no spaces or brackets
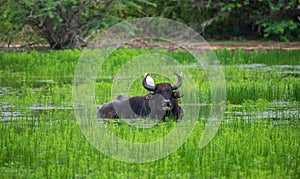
142,73,184,112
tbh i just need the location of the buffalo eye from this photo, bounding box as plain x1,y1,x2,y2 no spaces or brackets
173,92,184,98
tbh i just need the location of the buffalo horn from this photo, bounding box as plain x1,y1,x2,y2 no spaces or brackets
142,74,155,91
171,72,182,90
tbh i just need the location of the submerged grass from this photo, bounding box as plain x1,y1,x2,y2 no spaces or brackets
0,48,300,178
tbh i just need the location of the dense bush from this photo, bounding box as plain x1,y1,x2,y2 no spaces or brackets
142,0,300,41
0,0,299,49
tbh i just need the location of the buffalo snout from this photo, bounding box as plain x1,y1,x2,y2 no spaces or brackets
162,99,172,110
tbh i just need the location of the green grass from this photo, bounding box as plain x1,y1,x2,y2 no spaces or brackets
0,48,300,178
216,48,300,65
1,114,299,178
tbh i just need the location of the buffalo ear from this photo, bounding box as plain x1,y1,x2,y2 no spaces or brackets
173,92,184,98
145,94,153,100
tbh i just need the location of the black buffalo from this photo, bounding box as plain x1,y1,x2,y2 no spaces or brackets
97,73,184,121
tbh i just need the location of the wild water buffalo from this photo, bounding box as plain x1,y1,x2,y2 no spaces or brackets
97,73,184,121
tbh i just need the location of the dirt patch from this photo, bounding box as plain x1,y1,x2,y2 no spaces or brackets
1,42,300,51
124,42,300,51
209,43,300,50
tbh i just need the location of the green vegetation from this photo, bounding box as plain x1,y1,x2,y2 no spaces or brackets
0,0,156,49
1,0,299,49
1,48,300,178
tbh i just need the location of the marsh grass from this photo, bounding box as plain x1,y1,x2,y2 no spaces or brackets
1,115,299,178
216,48,300,65
0,48,300,178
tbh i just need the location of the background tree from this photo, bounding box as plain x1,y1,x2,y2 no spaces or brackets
187,0,300,41
136,0,299,41
1,0,299,49
0,0,156,49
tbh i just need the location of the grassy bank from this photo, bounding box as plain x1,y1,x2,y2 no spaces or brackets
0,48,299,178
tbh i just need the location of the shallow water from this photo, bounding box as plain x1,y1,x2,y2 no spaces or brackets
0,85,73,121
3,101,298,124
1,64,299,122
238,64,300,77
238,64,300,70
